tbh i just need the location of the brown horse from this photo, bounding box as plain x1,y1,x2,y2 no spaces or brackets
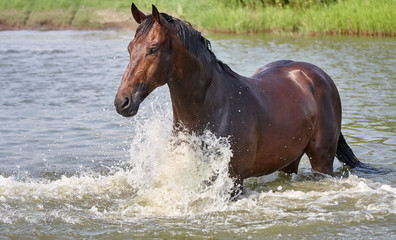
115,4,365,197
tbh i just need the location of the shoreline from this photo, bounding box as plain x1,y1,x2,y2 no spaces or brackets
0,8,138,31
0,6,394,37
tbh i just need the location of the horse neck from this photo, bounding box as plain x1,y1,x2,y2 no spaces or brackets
167,53,228,131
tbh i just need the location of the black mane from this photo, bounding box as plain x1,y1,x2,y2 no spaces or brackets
135,12,239,77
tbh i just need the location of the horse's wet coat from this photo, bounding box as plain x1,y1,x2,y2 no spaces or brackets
114,4,364,196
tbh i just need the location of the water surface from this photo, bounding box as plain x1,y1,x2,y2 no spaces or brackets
0,31,395,239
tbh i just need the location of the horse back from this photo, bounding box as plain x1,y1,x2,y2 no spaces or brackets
252,60,340,102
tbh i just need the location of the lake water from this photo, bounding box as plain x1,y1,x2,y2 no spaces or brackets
0,30,395,239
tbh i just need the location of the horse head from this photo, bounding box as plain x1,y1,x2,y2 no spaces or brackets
114,4,174,117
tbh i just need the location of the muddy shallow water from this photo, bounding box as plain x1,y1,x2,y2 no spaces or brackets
0,31,395,239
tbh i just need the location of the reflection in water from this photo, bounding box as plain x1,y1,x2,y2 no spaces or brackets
0,31,395,239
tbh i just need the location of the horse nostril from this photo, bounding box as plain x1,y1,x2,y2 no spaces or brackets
121,97,130,109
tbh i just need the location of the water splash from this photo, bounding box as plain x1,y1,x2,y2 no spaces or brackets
122,111,235,216
0,101,395,239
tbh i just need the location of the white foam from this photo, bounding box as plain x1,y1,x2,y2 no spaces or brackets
0,104,395,225
122,114,235,216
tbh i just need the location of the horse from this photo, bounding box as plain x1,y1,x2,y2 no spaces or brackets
114,3,366,197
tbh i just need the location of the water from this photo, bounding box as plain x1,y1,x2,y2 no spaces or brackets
0,31,395,239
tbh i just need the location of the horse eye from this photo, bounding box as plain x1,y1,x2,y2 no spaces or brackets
148,47,158,55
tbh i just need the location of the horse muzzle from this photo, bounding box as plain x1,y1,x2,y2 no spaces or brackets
114,91,148,117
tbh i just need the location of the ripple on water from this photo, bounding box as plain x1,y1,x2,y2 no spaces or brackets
0,31,395,239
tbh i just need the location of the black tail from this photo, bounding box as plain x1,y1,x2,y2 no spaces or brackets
335,132,362,168
336,132,389,174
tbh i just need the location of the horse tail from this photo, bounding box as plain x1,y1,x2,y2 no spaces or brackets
335,132,362,168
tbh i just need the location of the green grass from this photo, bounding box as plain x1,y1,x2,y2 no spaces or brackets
300,0,396,35
177,0,396,35
0,0,130,10
0,0,395,35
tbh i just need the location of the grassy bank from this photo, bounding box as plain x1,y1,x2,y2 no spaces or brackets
0,0,136,30
0,0,395,36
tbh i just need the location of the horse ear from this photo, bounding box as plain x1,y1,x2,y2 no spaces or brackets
152,5,167,27
131,3,146,24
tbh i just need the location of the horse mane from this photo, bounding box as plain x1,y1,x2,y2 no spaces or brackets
135,13,239,78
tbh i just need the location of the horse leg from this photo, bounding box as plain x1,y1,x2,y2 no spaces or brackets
305,131,338,176
280,154,303,174
230,176,243,200
228,164,243,200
